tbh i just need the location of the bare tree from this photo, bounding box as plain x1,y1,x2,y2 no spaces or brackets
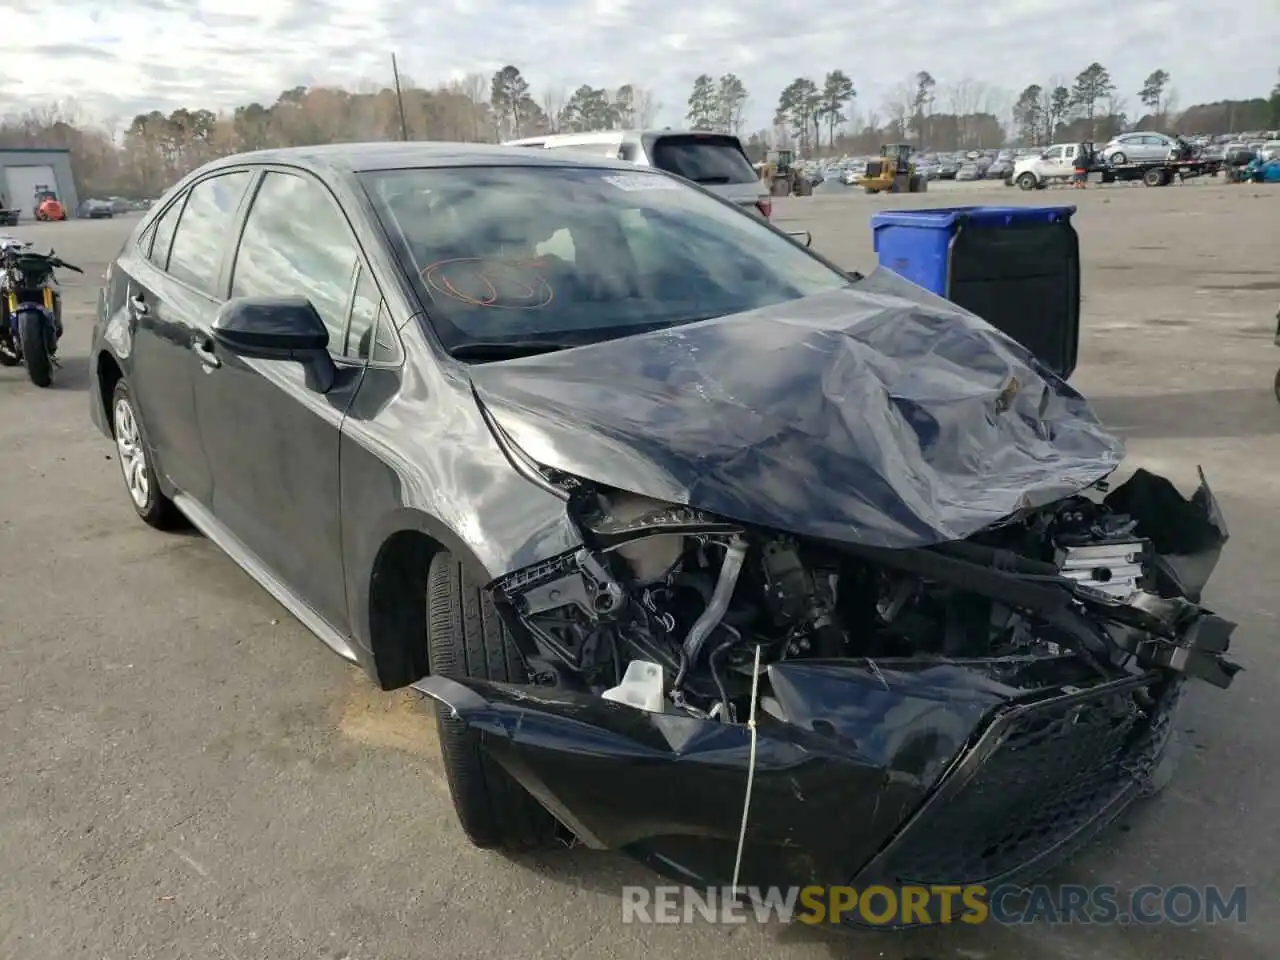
632,87,661,128
881,77,914,139
541,88,566,133
944,77,980,118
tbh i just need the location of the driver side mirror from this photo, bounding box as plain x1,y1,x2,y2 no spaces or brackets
212,296,337,393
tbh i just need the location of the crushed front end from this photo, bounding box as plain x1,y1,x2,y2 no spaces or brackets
415,466,1238,901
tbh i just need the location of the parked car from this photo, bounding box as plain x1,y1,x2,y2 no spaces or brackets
1099,132,1178,165
502,129,770,218
79,199,114,219
89,142,1238,901
1223,142,1258,167
986,159,1014,179
956,162,982,181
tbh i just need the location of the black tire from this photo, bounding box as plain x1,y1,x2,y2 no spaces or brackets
863,186,877,194
1273,367,1280,405
1016,172,1037,191
1143,167,1165,187
1110,152,1127,166
18,310,52,387
110,379,185,530
426,551,559,851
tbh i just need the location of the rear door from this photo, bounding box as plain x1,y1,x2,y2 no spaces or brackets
642,133,767,215
193,168,371,633
122,170,254,505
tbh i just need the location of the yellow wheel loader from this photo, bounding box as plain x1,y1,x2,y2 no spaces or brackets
757,149,812,197
856,143,927,194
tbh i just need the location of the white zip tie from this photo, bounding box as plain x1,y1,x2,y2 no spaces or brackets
730,643,763,900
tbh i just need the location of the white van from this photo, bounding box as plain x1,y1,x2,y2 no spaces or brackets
504,129,773,218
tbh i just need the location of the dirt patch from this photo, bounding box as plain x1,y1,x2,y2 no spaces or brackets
338,683,442,761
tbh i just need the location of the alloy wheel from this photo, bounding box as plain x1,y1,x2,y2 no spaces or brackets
113,396,150,509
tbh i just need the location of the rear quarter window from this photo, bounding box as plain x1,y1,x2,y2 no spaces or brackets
649,135,758,185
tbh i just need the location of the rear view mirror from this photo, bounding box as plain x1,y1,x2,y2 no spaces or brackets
786,230,813,248
213,296,336,393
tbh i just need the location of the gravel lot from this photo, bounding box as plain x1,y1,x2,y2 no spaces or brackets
2,178,1278,960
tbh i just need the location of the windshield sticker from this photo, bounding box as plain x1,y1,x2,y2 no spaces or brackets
422,257,554,310
601,174,683,192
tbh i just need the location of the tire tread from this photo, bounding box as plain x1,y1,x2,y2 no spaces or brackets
426,552,557,851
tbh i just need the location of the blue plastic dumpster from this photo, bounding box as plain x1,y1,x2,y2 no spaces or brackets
870,206,1080,379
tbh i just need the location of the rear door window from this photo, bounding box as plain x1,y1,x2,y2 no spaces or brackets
648,135,757,185
146,194,187,269
166,171,252,294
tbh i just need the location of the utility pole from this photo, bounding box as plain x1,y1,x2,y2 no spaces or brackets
391,53,409,141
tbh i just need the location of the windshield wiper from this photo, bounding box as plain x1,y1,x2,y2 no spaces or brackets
449,340,584,360
691,175,732,184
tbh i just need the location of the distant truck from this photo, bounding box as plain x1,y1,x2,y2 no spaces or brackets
1010,141,1219,189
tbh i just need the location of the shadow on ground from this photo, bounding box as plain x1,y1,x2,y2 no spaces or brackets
53,353,90,391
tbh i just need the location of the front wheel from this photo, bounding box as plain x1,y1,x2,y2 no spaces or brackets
426,551,560,851
1109,152,1127,166
18,310,51,387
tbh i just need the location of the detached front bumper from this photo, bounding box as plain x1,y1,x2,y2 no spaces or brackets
415,657,1184,898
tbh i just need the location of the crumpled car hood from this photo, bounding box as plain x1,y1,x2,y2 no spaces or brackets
469,268,1124,549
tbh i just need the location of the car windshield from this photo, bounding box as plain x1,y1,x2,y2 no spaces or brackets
361,164,850,350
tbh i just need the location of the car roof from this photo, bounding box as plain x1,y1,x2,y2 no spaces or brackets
197,141,641,177
509,129,738,145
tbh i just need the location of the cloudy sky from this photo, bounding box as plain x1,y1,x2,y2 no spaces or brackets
1,0,1275,131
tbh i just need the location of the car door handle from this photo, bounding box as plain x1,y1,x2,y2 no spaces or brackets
129,295,148,315
192,338,220,369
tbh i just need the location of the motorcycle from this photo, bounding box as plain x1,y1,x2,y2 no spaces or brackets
0,238,83,387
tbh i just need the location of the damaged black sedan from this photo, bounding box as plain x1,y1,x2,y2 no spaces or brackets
90,143,1239,908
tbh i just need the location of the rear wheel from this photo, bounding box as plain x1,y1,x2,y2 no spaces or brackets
1143,167,1166,187
111,379,185,529
18,310,51,387
426,551,560,851
1016,172,1037,191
